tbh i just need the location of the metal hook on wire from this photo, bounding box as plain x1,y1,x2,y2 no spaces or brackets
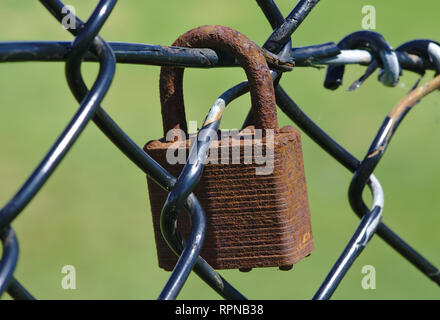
396,39,440,90
324,31,400,91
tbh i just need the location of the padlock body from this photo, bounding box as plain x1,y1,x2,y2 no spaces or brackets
144,126,313,270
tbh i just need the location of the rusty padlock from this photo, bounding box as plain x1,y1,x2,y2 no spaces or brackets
144,25,313,271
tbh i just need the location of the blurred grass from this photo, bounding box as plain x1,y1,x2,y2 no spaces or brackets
0,0,439,299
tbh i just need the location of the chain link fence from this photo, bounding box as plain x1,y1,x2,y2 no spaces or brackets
0,0,439,299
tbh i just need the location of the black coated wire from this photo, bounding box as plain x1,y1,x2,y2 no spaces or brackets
0,228,18,295
0,41,433,72
6,278,35,300
275,86,440,289
264,0,321,53
39,0,246,301
0,0,117,232
257,0,439,298
324,31,400,90
0,0,117,299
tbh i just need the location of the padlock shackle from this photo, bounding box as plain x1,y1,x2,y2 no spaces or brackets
159,25,278,137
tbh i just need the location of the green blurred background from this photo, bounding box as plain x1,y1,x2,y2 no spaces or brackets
0,0,439,299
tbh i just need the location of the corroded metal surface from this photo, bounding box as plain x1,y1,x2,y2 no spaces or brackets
159,25,279,136
146,127,314,270
147,25,313,271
